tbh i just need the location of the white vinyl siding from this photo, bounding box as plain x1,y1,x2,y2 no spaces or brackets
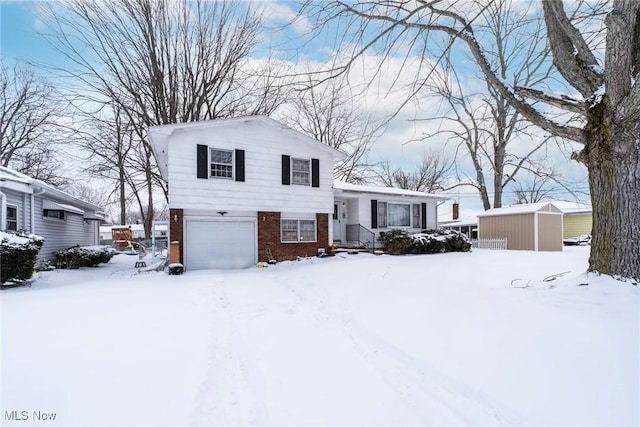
165,120,337,214
33,197,99,260
292,158,310,186
281,219,316,242
210,148,233,179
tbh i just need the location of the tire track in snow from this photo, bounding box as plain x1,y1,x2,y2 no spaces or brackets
284,281,525,425
191,282,271,426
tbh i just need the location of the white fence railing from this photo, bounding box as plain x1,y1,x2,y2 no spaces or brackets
471,238,507,250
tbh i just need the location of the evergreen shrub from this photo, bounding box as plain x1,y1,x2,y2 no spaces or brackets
54,246,116,269
379,229,471,255
0,231,44,284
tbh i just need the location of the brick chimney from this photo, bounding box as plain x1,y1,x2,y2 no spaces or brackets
452,202,459,220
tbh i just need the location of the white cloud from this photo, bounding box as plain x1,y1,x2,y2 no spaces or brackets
256,1,311,35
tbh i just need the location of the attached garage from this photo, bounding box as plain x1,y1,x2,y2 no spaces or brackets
478,202,563,251
185,219,256,270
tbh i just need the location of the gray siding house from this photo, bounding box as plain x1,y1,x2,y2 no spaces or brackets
0,167,104,260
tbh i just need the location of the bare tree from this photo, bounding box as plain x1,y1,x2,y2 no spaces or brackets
414,0,560,210
42,0,287,237
64,181,112,212
0,62,68,185
377,151,451,192
303,0,639,281
285,75,381,183
75,105,136,225
511,175,558,204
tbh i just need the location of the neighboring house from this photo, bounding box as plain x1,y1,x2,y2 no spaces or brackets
0,167,105,260
439,217,479,240
149,115,449,271
332,181,448,248
549,200,592,238
477,202,563,251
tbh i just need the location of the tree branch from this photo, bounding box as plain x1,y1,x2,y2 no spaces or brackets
515,86,585,114
542,0,604,98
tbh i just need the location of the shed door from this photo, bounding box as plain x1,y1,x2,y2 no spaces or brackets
185,220,256,270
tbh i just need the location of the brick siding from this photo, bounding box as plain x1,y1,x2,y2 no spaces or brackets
168,208,184,264
258,211,329,262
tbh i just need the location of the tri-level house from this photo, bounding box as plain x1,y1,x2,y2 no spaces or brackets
149,116,448,271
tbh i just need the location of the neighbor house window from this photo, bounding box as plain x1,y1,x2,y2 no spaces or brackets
388,203,411,227
291,158,310,185
281,219,317,242
6,205,17,231
413,204,421,228
210,148,233,178
44,210,65,220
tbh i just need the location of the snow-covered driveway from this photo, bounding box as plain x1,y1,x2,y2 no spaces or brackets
2,247,638,426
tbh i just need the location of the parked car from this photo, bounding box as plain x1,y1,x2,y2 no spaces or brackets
563,234,591,246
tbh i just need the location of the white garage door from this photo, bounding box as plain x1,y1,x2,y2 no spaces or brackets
185,220,256,270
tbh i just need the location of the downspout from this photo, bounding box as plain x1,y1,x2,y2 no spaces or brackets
0,182,6,231
31,187,46,234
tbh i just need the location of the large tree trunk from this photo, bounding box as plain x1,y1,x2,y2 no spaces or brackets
583,100,640,280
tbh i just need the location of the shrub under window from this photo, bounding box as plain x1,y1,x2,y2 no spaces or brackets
379,229,471,255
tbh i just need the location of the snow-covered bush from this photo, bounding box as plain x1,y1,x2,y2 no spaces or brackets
0,231,44,284
54,246,116,269
379,229,471,255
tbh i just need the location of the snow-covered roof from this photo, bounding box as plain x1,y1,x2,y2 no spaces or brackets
0,166,105,218
478,202,561,217
547,200,592,214
439,217,479,227
333,181,450,200
0,166,34,185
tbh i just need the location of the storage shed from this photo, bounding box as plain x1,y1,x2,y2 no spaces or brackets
478,202,563,251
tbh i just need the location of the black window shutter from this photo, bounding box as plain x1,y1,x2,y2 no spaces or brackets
235,149,245,182
197,144,208,179
282,155,291,185
311,158,320,187
371,199,378,229
421,202,427,229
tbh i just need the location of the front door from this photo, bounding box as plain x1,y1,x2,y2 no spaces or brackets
333,201,347,242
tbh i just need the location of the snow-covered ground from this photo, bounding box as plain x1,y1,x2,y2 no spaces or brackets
1,247,638,426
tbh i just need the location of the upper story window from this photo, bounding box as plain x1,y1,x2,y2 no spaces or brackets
6,205,17,231
291,158,310,185
210,148,233,179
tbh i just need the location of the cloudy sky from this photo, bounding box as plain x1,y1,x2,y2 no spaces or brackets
1,1,591,217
